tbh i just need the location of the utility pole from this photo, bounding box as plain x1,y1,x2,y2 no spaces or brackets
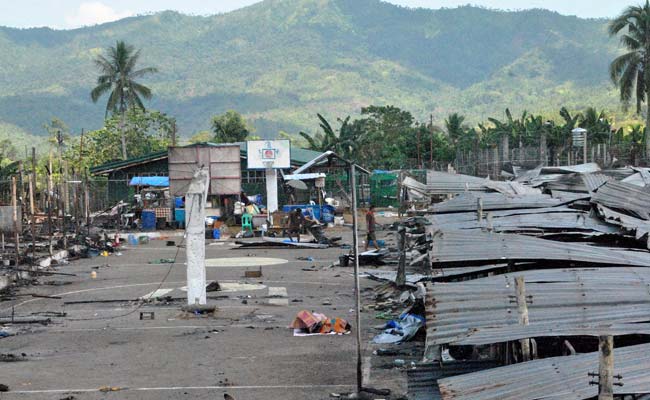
47,151,53,256
185,167,210,305
429,114,434,168
31,148,36,265
12,177,19,268
350,163,362,393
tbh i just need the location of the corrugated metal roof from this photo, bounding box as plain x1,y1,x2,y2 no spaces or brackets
427,208,619,236
428,230,650,267
425,267,650,348
438,343,650,400
539,163,601,174
580,172,612,192
451,322,650,345
592,180,650,220
89,150,168,175
412,172,540,196
596,204,650,241
407,361,499,400
90,142,327,175
430,193,564,214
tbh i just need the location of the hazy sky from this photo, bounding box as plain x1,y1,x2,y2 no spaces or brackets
0,0,638,29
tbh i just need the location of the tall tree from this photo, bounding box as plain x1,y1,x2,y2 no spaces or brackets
609,1,650,157
211,110,252,143
90,41,158,160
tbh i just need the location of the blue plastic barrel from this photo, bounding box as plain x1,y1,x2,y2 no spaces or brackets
174,209,186,227
142,210,156,230
213,229,221,239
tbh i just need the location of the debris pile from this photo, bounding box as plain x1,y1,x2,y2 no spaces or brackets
367,163,650,400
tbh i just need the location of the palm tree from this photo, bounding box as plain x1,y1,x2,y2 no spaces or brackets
91,41,158,160
609,1,650,157
299,114,363,161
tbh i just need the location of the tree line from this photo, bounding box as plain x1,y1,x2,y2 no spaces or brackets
297,105,646,170
3,1,650,177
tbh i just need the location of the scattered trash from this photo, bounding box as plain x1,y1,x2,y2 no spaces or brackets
148,258,175,264
98,386,122,392
90,271,97,279
372,313,424,344
291,310,351,336
244,268,263,278
139,311,155,320
0,383,8,392
0,353,27,362
206,281,221,292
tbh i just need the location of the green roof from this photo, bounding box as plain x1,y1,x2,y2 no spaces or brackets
90,142,325,175
89,150,168,175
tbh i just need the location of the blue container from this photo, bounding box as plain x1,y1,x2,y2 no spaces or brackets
174,209,186,227
212,229,221,239
175,197,184,208
128,234,138,246
141,210,156,230
321,205,335,223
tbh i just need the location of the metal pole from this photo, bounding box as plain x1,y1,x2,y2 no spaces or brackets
12,177,20,268
598,335,614,400
350,163,362,392
28,175,36,263
47,151,53,256
31,148,36,265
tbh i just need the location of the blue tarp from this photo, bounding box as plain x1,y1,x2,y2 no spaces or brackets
129,176,169,187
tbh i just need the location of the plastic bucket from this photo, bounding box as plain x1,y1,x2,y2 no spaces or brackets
142,210,156,230
212,229,221,240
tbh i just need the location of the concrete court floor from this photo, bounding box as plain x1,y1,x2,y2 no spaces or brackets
0,231,393,400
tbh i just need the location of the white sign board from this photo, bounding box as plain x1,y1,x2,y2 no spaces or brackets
247,140,291,170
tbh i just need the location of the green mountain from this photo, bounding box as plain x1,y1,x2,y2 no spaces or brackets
0,0,626,140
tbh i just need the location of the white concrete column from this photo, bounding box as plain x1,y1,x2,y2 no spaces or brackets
266,168,278,213
185,167,210,305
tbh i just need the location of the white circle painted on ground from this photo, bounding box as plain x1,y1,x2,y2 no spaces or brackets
204,257,288,267
179,282,266,292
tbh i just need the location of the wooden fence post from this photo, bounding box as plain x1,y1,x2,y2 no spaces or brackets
598,335,614,400
515,276,531,361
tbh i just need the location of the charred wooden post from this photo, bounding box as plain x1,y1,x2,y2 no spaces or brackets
598,335,614,400
515,276,531,361
396,225,406,287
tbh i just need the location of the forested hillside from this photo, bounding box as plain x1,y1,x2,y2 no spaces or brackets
0,0,625,139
